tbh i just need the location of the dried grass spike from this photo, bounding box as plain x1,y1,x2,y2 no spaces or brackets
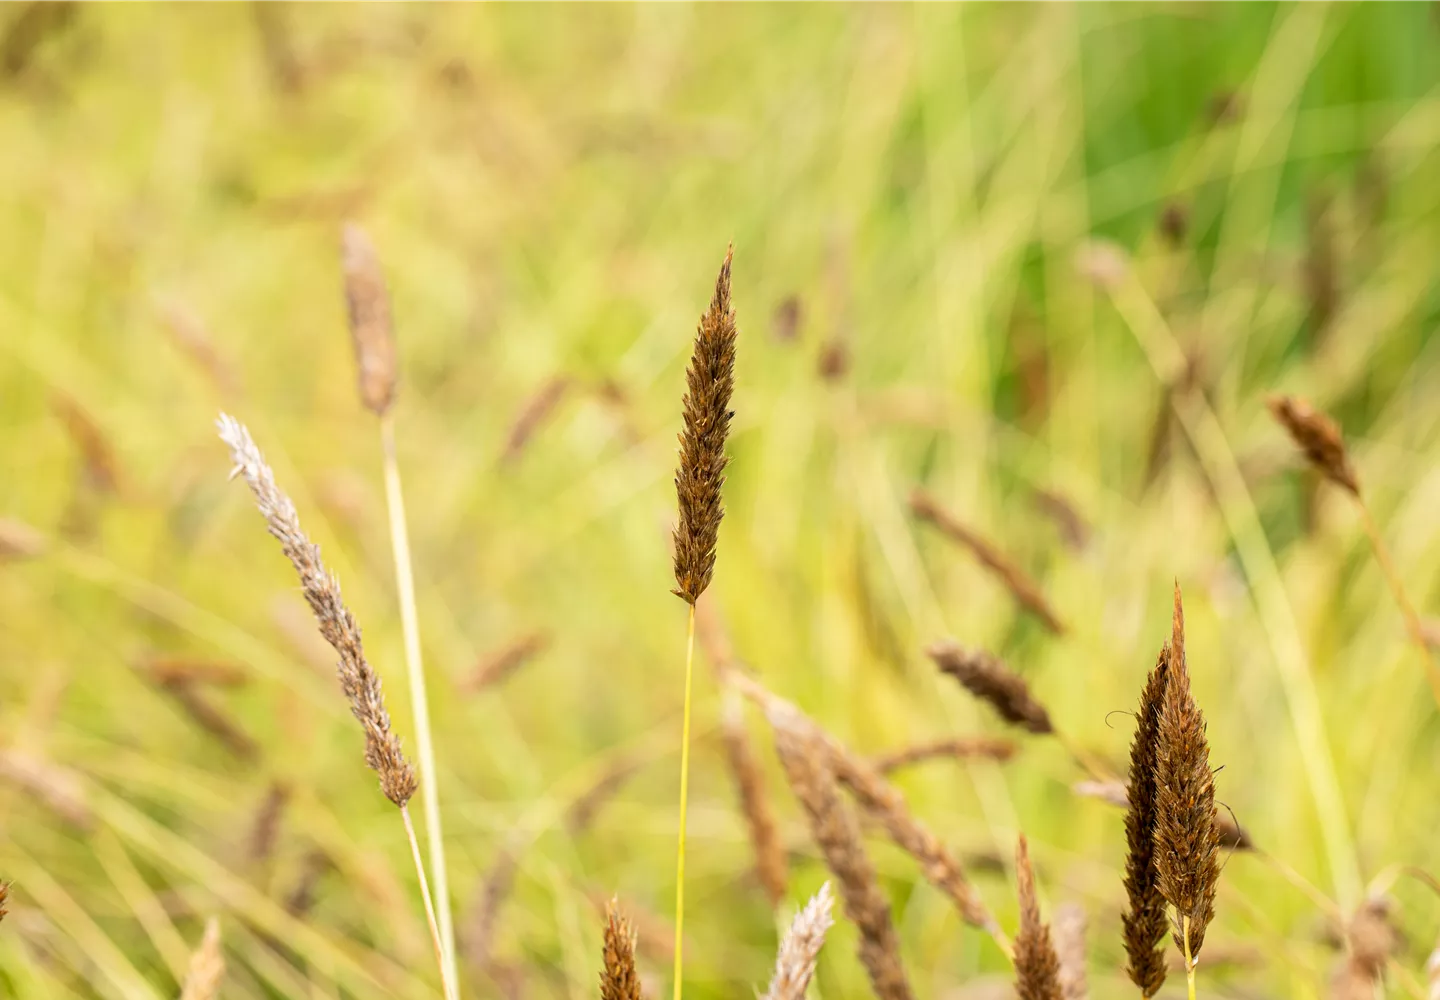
1267,395,1359,496
672,246,738,604
763,882,835,1000
1329,897,1398,1000
910,489,1064,633
872,736,1017,773
1052,902,1089,1000
340,223,397,415
180,917,224,1000
218,413,416,806
601,899,645,1000
1153,585,1220,961
767,701,914,1000
720,688,788,907
0,880,8,923
927,641,1053,734
1122,646,1170,997
1013,837,1062,1000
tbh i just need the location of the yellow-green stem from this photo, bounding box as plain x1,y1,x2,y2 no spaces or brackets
1355,499,1440,710
1182,914,1196,1000
381,416,457,996
402,804,457,1000
672,605,697,1000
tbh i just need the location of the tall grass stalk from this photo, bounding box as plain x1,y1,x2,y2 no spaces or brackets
672,604,697,1000
380,413,458,993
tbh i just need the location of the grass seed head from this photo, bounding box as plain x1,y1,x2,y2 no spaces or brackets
1153,584,1220,960
763,882,835,1000
672,246,738,604
217,413,416,807
601,899,646,1000
1268,394,1359,496
1014,836,1063,1000
340,223,398,416
1122,645,1170,997
927,640,1054,735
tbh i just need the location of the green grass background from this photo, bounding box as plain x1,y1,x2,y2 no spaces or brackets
2,3,1439,997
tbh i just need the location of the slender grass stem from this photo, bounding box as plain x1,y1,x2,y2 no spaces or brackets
672,604,697,1000
1182,915,1196,1000
380,415,457,993
1355,500,1440,709
402,804,455,1000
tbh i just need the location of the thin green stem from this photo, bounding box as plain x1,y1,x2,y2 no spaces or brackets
672,605,697,1000
402,805,456,1000
1355,500,1440,710
380,416,457,995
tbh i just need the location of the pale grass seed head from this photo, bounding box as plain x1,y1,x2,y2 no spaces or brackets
217,413,416,807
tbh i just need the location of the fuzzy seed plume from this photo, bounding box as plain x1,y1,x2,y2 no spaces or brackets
763,882,835,1000
600,899,646,1000
910,489,1064,633
672,246,738,604
927,641,1053,734
1122,646,1170,997
731,672,998,938
720,687,788,907
1268,395,1359,496
1153,584,1220,961
1052,902,1089,1000
1329,897,1399,1000
179,917,225,1000
1013,837,1062,1000
766,698,914,1000
217,413,416,807
872,736,1017,774
340,223,397,416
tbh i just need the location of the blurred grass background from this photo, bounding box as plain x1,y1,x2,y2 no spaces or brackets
2,2,1440,997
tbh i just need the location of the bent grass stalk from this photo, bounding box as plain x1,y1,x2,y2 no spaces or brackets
380,413,458,993
341,222,458,990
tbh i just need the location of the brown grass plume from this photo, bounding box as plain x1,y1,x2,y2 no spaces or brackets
1267,395,1359,496
672,246,738,605
1122,646,1170,997
340,223,398,416
765,696,914,1000
601,899,646,1000
872,736,1017,774
1328,897,1398,1000
720,688,788,907
1013,836,1062,1000
1153,584,1220,962
927,641,1053,735
218,413,416,807
910,489,1064,633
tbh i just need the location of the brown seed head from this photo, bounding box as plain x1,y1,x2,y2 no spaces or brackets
1267,395,1359,496
218,414,416,806
720,688,788,907
910,489,1065,633
0,880,9,923
763,882,835,1000
872,736,1018,774
1014,836,1063,1000
1122,645,1170,997
180,917,225,1000
927,640,1053,734
340,223,397,416
1153,584,1220,960
766,699,915,1000
1329,896,1399,999
465,631,549,694
672,246,738,604
601,899,645,1000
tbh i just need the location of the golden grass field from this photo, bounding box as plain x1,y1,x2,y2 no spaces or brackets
2,3,1440,998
